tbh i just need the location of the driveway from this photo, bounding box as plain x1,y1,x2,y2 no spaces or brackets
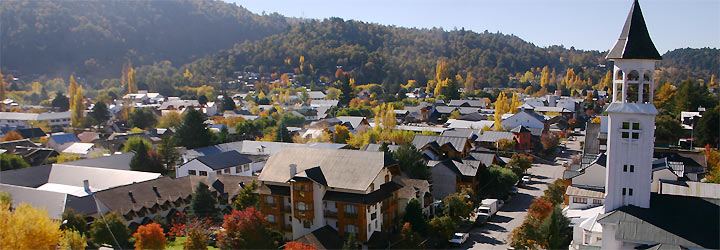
456,131,584,249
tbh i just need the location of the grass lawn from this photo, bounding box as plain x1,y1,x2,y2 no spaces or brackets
165,237,218,250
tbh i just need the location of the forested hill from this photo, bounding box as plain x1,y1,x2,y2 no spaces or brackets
0,0,288,80
657,48,719,83
193,17,607,89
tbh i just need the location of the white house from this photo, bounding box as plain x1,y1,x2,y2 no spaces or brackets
501,110,545,131
61,142,105,158
177,150,253,179
0,111,71,131
47,133,80,152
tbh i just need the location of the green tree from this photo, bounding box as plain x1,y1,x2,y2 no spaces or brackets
507,153,533,177
672,79,717,116
0,153,30,170
482,165,519,198
233,180,260,210
89,102,110,128
342,232,358,250
696,106,719,148
89,211,132,248
274,121,292,142
175,108,214,149
61,208,88,235
402,199,427,234
0,191,11,205
128,108,158,129
157,134,180,169
129,142,152,172
442,193,473,222
538,206,571,249
221,95,236,112
60,229,87,250
392,144,431,180
429,216,458,243
122,136,151,153
541,179,568,205
52,91,70,111
190,182,219,219
655,115,684,145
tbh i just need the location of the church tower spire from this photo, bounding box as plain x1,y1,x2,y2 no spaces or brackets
604,0,659,213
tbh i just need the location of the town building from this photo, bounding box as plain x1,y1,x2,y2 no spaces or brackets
0,111,71,131
176,150,254,178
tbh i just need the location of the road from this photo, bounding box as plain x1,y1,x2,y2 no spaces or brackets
456,131,585,250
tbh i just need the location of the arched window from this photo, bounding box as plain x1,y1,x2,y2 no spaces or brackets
627,70,640,81
615,70,623,80
643,70,652,82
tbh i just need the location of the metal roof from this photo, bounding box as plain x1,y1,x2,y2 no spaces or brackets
50,133,80,145
412,135,468,152
192,150,252,170
606,0,662,60
476,131,515,143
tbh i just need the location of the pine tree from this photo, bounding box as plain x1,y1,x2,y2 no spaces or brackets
157,133,180,169
189,182,219,219
129,142,151,172
175,108,213,149
90,101,110,128
274,121,291,142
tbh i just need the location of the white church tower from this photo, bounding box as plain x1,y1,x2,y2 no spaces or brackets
604,0,661,213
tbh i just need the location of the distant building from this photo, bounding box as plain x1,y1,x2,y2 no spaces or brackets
0,111,71,131
47,133,80,152
176,150,254,178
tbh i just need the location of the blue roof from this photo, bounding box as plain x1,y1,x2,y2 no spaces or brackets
50,133,79,145
193,150,252,170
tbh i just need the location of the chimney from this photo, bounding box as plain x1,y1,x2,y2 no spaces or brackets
289,164,297,178
152,186,160,198
83,180,92,195
128,191,136,203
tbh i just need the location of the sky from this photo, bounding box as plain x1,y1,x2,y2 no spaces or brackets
231,0,719,53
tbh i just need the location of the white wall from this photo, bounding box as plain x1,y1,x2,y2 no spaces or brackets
176,161,215,179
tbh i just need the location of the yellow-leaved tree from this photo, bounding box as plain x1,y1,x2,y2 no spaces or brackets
68,75,79,111
71,85,85,127
0,202,62,250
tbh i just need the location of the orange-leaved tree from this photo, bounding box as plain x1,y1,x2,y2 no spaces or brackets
284,241,317,250
2,131,23,142
217,207,280,249
132,222,166,250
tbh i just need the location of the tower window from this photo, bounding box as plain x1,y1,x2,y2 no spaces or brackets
623,165,628,172
622,188,626,195
629,188,633,196
630,165,635,172
621,121,641,140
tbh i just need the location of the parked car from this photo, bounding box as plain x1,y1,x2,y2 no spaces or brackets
449,232,469,245
522,175,532,184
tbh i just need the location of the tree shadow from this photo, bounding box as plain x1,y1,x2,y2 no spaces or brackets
489,214,513,224
501,193,535,212
457,233,506,249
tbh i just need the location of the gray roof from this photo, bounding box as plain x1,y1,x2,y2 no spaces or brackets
259,148,389,191
185,140,348,158
412,135,468,152
467,152,497,167
191,150,252,170
510,125,531,133
307,91,327,99
159,100,200,109
441,128,479,140
433,159,481,177
360,143,400,153
0,165,51,188
335,116,367,129
598,193,719,249
448,99,486,107
606,0,662,60
295,225,343,250
0,184,67,219
476,131,515,143
62,152,135,170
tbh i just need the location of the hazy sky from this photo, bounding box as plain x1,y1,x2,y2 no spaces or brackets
231,0,719,53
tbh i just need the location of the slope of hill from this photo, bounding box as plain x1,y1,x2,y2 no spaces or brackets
0,0,288,81
657,48,719,83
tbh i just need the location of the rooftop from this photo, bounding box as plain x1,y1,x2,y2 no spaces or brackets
192,150,252,170
606,0,662,60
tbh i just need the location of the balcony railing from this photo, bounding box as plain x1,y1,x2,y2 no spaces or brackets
324,210,338,218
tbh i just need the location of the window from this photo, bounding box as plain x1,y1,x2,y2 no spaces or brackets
199,171,208,176
629,188,633,196
368,223,372,232
265,196,275,205
621,121,640,140
370,183,375,192
622,122,630,129
267,214,276,223
303,220,311,228
223,168,230,174
593,199,603,205
371,212,377,220
622,188,626,195
572,197,587,204
344,224,357,233
235,167,241,174
297,202,306,211
627,70,640,81
630,165,635,172
216,171,221,175
243,164,250,172
188,170,197,176
623,165,628,172
344,205,357,214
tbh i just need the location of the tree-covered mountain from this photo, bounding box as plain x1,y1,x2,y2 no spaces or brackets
0,0,288,81
657,48,719,84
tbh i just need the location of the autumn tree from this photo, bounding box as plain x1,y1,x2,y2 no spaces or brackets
2,131,23,142
123,136,151,153
133,222,166,250
233,180,260,210
402,199,427,234
507,153,533,177
0,202,62,250
527,198,553,221
465,71,476,94
184,228,208,250
71,85,85,128
0,72,5,110
429,216,458,243
333,125,351,143
60,229,87,250
69,75,78,110
399,222,422,249
542,179,568,205
284,241,317,250
216,207,281,249
442,192,473,222
158,111,183,128
540,66,550,88
541,133,560,154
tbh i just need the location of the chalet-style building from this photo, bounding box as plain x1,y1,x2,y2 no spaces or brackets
256,147,402,242
412,135,472,161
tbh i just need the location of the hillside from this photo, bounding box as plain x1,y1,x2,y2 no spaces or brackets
657,48,719,83
0,0,288,81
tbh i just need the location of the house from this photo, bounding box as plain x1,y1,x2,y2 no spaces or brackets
38,162,161,195
475,131,515,149
444,119,494,130
447,99,487,108
13,128,46,139
47,133,80,152
510,125,532,150
61,142,105,158
563,154,606,209
77,131,101,143
93,175,253,230
412,135,472,161
177,150,254,178
307,91,327,100
0,111,71,131
501,110,546,134
429,158,483,199
0,139,56,166
256,147,402,242
0,184,73,219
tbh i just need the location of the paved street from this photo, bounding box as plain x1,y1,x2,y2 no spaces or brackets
456,131,585,250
